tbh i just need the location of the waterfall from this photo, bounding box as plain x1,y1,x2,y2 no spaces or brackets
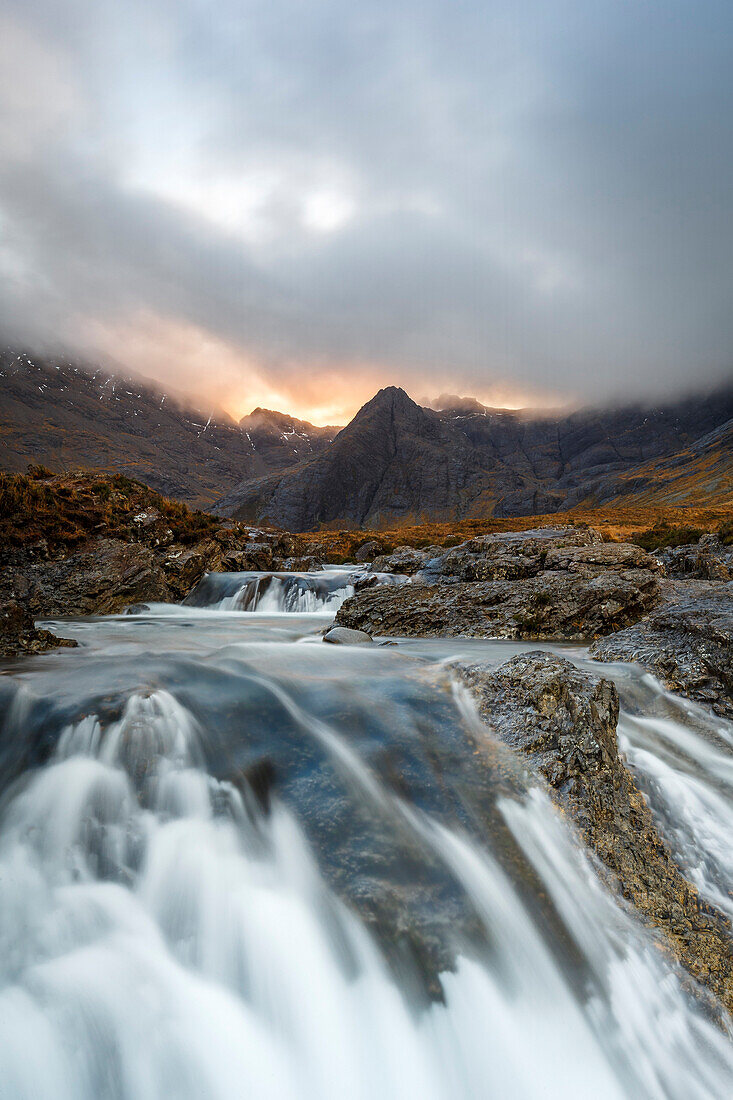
2,601,733,1097
184,568,406,613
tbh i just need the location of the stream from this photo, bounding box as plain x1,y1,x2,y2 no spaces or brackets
1,568,732,1098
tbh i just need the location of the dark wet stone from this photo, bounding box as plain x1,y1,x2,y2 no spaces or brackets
323,626,373,645
591,580,733,718
0,599,77,658
460,651,733,1014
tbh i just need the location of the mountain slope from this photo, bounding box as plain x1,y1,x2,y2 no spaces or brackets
588,417,733,509
216,386,542,527
216,383,733,529
238,408,340,471
0,352,338,506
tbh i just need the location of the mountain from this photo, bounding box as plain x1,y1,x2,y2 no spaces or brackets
239,408,340,471
3,348,730,526
0,351,339,507
215,383,733,529
215,387,497,529
588,416,733,509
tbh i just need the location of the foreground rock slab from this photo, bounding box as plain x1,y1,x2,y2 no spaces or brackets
591,580,733,718
337,571,659,640
460,651,733,1013
338,529,662,641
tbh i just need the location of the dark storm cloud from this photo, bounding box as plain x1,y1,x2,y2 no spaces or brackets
0,0,731,416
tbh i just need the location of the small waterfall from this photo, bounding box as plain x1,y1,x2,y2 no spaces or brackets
617,697,733,922
185,568,405,613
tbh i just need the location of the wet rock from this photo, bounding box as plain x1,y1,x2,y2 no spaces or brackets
655,535,732,581
0,534,230,619
370,546,429,575
460,651,733,1013
0,599,77,658
353,572,381,591
4,539,172,617
339,529,661,640
543,541,663,576
323,626,373,645
281,555,323,572
162,544,217,598
428,527,603,583
241,540,274,571
236,758,277,814
591,580,733,718
0,468,309,629
337,570,659,640
220,549,248,571
354,539,383,563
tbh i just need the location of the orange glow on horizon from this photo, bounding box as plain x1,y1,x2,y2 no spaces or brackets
78,312,571,429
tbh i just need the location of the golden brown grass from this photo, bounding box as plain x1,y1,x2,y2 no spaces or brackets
0,470,219,549
2,466,730,561
293,503,733,560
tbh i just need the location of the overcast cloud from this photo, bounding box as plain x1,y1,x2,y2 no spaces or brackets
0,0,731,421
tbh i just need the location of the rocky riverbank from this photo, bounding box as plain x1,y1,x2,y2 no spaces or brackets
336,528,662,640
460,651,733,1015
0,470,300,656
591,580,733,719
334,525,733,722
3,470,732,730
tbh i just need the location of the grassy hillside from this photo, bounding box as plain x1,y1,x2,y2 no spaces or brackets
0,468,220,551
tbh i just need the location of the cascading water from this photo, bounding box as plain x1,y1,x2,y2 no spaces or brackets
184,567,406,613
2,573,733,1098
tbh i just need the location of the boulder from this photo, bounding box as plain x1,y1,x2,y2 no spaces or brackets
337,569,659,640
591,580,733,718
339,530,661,640
542,541,663,576
429,527,603,583
323,626,373,645
655,535,732,581
0,599,76,658
370,546,429,576
460,652,733,1013
354,540,383,563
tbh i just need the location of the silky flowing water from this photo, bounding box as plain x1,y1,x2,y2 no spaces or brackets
1,569,733,1098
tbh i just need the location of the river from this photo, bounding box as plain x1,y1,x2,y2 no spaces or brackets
1,567,732,1098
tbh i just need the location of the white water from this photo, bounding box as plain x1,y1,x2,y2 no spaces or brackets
185,567,407,614
615,688,733,922
2,581,733,1097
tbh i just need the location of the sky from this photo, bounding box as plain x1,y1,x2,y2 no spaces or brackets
0,0,731,424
